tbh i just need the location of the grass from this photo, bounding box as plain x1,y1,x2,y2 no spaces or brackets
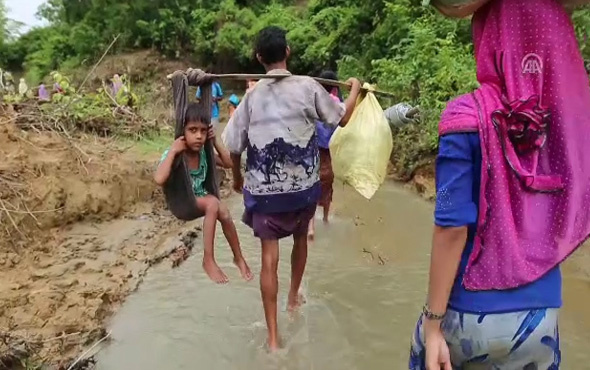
115,130,174,160
134,131,173,155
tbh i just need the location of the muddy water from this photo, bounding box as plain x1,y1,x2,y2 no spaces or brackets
96,182,590,369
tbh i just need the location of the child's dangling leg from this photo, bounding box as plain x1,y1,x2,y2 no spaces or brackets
217,203,253,281
323,203,331,223
288,233,308,312
260,238,280,351
196,195,229,284
307,217,315,240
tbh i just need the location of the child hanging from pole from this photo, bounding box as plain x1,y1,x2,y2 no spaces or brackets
155,102,253,284
223,26,361,350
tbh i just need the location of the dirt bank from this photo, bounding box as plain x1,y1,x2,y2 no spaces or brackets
0,208,201,369
0,114,156,247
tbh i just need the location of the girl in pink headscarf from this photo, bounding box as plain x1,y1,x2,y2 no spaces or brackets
410,0,590,369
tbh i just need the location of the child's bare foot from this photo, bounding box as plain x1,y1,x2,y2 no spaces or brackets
307,225,315,240
233,257,253,281
202,258,229,284
287,292,306,312
308,218,315,240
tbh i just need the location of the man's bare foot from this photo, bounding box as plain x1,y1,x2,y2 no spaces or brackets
233,257,254,281
267,336,280,352
202,258,229,284
287,292,306,312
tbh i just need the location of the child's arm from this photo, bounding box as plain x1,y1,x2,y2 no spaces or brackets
154,137,187,186
208,127,232,169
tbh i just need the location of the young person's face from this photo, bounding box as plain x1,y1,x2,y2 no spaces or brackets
184,121,208,151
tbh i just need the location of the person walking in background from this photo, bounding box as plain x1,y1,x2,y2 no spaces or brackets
308,70,342,239
53,82,64,95
196,74,224,132
18,78,28,97
228,94,240,118
410,0,590,369
4,72,14,94
38,84,50,101
112,74,123,97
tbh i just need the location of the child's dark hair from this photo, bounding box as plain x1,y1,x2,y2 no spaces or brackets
255,26,288,65
319,70,343,101
184,102,211,127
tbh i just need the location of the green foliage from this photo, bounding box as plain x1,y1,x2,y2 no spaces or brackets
369,10,478,173
0,71,150,137
42,71,117,129
0,0,588,176
573,7,590,60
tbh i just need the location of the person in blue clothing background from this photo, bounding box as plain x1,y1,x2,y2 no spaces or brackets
228,94,240,118
308,70,342,239
410,0,590,369
196,78,224,131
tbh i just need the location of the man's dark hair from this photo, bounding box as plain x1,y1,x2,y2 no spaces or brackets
255,26,288,65
184,101,211,127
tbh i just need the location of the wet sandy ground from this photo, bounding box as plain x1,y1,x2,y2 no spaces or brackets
95,183,590,369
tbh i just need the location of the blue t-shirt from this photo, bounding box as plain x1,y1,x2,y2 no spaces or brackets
316,121,337,149
160,148,208,197
196,82,223,119
435,133,562,314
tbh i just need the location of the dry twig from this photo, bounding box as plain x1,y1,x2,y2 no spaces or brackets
66,331,111,370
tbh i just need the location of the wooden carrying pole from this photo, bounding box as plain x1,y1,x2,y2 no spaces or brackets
166,72,397,98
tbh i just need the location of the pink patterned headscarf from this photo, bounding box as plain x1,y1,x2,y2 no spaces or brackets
439,0,590,290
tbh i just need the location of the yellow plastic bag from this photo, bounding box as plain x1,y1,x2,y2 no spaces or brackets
329,84,393,199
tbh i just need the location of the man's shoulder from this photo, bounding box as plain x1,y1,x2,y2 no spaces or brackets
275,75,322,96
288,75,317,86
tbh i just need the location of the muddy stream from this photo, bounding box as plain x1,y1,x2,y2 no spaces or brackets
95,182,590,369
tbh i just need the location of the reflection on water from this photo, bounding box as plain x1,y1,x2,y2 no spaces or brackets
95,182,590,369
